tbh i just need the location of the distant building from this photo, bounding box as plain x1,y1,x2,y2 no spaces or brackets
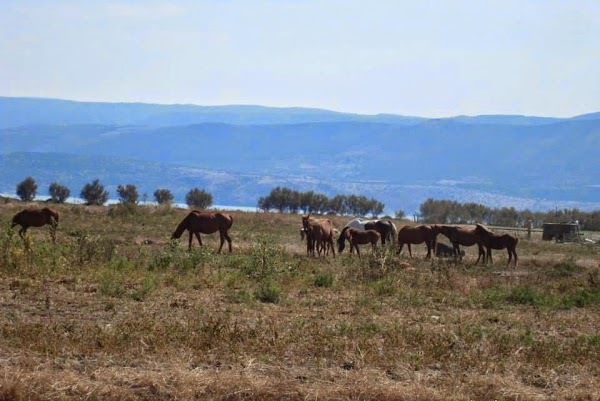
542,223,582,242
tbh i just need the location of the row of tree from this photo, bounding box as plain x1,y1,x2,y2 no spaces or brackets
12,178,600,230
13,177,213,209
257,187,386,217
418,198,600,231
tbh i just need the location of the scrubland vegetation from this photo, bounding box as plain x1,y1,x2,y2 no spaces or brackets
0,201,599,400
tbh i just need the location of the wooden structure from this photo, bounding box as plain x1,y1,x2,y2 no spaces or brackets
542,223,581,242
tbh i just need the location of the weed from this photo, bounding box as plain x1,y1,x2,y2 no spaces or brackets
255,281,282,303
547,257,583,278
314,272,334,288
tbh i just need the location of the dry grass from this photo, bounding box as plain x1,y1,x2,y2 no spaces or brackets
1,202,599,400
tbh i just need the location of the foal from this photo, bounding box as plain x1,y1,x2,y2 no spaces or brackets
345,228,381,258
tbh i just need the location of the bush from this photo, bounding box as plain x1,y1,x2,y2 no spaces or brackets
154,188,174,205
80,179,109,206
314,272,334,288
16,177,37,202
116,184,139,204
48,182,70,203
185,188,213,209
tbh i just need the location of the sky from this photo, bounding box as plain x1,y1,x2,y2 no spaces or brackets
1,0,599,118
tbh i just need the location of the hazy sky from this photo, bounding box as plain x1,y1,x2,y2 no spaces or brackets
1,1,599,117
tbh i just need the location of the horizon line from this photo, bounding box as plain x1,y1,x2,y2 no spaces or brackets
2,95,598,121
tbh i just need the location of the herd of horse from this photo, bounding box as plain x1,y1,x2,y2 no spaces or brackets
9,207,519,267
300,214,518,266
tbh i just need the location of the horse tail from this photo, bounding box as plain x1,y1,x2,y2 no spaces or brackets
50,209,60,225
224,213,233,230
338,226,349,253
172,213,191,239
387,220,397,246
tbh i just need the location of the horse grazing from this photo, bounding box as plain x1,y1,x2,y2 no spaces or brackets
172,211,233,252
345,228,380,258
437,225,485,264
11,207,60,241
474,224,519,267
397,225,440,259
301,214,336,257
338,218,397,253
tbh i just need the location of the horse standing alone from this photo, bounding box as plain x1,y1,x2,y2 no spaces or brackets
11,207,60,241
171,211,233,252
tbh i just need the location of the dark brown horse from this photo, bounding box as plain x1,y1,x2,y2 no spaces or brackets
172,211,233,252
474,224,519,267
301,214,336,257
397,225,440,259
11,207,60,241
345,228,380,258
437,225,485,264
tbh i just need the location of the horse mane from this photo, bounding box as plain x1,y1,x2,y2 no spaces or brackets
338,226,350,251
475,223,493,234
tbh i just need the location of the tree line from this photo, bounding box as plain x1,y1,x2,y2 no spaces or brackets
12,177,213,209
257,187,386,217
419,198,600,231
11,177,600,230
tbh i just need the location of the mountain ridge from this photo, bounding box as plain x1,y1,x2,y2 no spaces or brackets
3,96,599,129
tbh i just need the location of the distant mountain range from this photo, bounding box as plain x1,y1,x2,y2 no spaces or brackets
1,97,599,214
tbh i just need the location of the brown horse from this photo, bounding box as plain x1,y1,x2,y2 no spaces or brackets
11,207,60,241
397,225,440,259
437,225,485,264
301,214,336,257
172,211,233,252
337,218,397,253
345,228,380,258
474,224,519,267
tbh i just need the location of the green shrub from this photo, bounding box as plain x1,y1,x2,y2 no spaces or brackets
314,272,334,288
255,281,282,304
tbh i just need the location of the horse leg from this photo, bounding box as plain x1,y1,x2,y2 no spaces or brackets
397,242,404,256
194,232,203,250
218,232,225,254
407,243,413,258
425,241,431,259
19,227,27,239
487,248,493,265
475,244,484,265
513,247,518,268
356,245,361,259
224,231,233,253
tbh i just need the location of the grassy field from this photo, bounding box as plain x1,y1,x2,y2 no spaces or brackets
0,202,599,401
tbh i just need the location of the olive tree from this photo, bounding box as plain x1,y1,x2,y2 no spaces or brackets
16,176,37,202
80,179,109,206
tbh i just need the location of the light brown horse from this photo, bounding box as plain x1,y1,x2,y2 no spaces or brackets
172,211,233,252
345,228,380,258
11,207,59,241
397,224,440,259
437,224,485,264
301,214,336,257
474,224,519,267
